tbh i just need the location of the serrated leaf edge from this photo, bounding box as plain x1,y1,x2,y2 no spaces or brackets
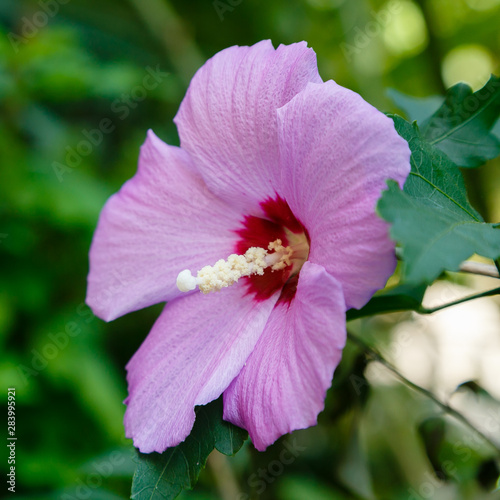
428,76,500,146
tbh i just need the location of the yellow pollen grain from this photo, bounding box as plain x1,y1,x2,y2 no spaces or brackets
194,240,291,294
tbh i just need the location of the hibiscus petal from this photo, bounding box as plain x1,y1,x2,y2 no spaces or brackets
124,284,279,453
174,40,322,214
277,81,411,309
86,130,243,321
223,262,346,451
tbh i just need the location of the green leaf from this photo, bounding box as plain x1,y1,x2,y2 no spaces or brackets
378,116,500,284
130,397,247,500
387,88,443,124
421,75,500,167
453,380,496,401
418,418,450,481
346,283,427,320
492,117,500,140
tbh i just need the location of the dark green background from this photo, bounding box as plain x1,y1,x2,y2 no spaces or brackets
1,0,500,498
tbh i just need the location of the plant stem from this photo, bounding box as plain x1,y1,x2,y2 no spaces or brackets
417,287,500,314
458,260,499,279
413,0,446,94
207,451,242,500
347,332,500,457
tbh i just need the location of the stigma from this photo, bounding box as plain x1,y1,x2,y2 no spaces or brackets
176,240,293,294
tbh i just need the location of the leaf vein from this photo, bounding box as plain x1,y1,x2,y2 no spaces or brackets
409,172,480,221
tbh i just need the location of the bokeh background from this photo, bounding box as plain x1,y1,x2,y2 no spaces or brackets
2,0,500,499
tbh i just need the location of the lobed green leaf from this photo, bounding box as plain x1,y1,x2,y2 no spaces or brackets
421,75,500,167
130,397,247,500
378,116,500,284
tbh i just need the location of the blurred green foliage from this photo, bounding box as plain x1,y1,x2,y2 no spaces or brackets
1,0,500,498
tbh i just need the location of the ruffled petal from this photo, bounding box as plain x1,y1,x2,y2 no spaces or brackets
277,81,411,309
86,130,243,321
223,262,346,451
174,40,322,214
124,284,279,453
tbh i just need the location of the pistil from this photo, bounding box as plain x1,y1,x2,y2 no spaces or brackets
176,240,293,294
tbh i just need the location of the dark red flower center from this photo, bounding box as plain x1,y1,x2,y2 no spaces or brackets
234,196,309,304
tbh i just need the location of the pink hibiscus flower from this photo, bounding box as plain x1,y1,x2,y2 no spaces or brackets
86,40,410,453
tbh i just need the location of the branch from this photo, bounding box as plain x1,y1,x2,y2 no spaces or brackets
417,286,500,314
459,260,499,279
347,332,500,457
